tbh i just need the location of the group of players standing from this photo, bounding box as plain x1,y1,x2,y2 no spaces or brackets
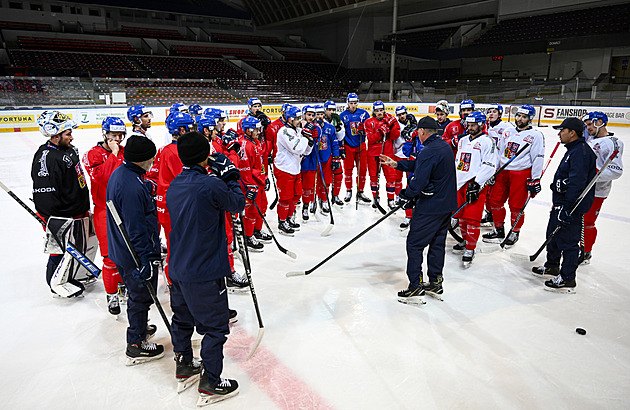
27,93,623,405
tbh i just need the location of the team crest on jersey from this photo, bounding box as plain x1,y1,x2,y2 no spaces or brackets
473,142,481,150
457,153,471,172
62,155,73,168
350,122,360,136
38,150,50,177
75,163,86,188
523,134,534,143
504,142,520,159
318,134,328,150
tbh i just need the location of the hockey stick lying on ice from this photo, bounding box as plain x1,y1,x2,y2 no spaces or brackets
523,148,620,262
268,166,279,210
286,205,402,277
233,214,264,360
448,142,531,242
106,200,172,336
499,141,561,249
372,142,388,215
316,144,335,236
0,179,101,278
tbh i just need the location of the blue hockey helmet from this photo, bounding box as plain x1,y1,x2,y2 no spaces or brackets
347,93,359,103
488,103,503,115
516,104,536,119
197,116,217,133
37,110,77,138
373,101,385,111
188,104,203,117
395,105,407,115
281,103,292,113
102,116,126,136
314,104,325,114
323,101,336,110
285,106,302,120
167,112,194,135
465,111,487,127
460,99,475,111
127,105,152,123
248,97,262,109
302,105,316,115
241,116,262,131
584,111,608,126
170,102,187,114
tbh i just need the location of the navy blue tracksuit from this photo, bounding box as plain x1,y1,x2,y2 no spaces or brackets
106,161,161,344
545,138,596,282
396,134,457,287
166,165,245,386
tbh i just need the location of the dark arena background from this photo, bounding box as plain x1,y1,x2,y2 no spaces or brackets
0,1,629,408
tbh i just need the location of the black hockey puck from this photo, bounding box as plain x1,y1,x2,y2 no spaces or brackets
576,328,587,335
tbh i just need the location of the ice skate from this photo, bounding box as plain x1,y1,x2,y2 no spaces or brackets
482,226,505,243
125,340,165,366
579,251,592,265
319,198,330,214
531,266,560,279
452,241,466,254
107,292,120,317
288,216,300,231
397,285,426,305
480,210,493,227
253,229,272,244
278,220,295,237
118,283,128,304
544,274,576,294
357,191,371,204
462,249,475,268
146,324,157,341
301,204,309,222
343,191,352,203
400,217,410,230
310,201,317,214
246,236,264,252
371,196,380,209
175,353,202,393
423,280,444,301
332,195,344,206
502,231,519,247
226,272,250,294
197,371,239,407
229,309,238,324
388,199,397,210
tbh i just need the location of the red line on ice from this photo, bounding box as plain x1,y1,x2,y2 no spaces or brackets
225,326,334,409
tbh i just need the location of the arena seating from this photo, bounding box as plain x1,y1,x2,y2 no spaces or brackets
398,27,458,49
9,50,138,77
118,26,186,40
135,56,245,79
17,36,137,54
211,32,284,47
280,51,331,63
0,21,52,31
171,45,259,60
0,77,93,106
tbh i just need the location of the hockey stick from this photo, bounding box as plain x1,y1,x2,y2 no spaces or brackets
528,148,620,262
372,141,388,215
252,198,297,259
0,179,101,278
106,200,172,336
286,205,402,277
233,214,264,360
499,141,561,249
268,166,279,210
315,144,335,236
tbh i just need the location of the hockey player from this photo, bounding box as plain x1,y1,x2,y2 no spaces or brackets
581,112,624,264
380,117,457,303
339,92,371,204
299,105,322,221
314,104,340,213
443,99,475,156
157,112,194,284
127,105,153,140
435,100,451,136
238,97,271,134
164,103,188,146
394,106,415,225
453,111,497,266
238,116,270,251
532,118,596,293
274,106,314,235
365,101,400,209
324,101,345,206
265,103,293,166
82,117,126,314
166,133,244,404
188,104,203,124
483,105,544,246
106,136,164,364
32,110,90,297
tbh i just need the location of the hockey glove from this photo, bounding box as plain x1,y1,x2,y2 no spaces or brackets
223,128,239,142
551,178,568,193
246,185,258,201
338,145,346,159
208,153,240,182
331,113,342,132
268,154,274,167
302,123,316,146
419,183,435,198
265,178,270,191
555,205,573,226
527,178,541,197
384,114,397,129
397,188,415,210
466,181,481,203
133,254,160,282
401,125,415,142
331,157,341,172
255,111,271,128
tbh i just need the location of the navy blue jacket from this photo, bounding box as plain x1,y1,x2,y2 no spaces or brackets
106,161,160,270
166,165,245,282
396,133,457,215
552,138,597,214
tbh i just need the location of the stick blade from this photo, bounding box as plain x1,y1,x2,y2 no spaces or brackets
286,270,306,277
246,328,265,360
321,224,334,237
285,250,297,259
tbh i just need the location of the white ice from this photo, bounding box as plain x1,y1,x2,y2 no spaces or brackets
0,124,628,409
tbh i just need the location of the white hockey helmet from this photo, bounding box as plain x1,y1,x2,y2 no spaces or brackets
37,110,78,138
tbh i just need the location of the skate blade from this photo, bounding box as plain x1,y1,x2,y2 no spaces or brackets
227,287,250,294
278,231,295,237
452,249,464,255
531,272,557,280
246,247,264,253
543,286,576,294
125,351,165,366
462,261,473,269
197,389,239,407
229,317,238,324
426,292,444,301
482,238,503,244
397,296,426,305
177,373,201,394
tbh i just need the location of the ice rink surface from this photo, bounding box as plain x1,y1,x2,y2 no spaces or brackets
0,124,628,409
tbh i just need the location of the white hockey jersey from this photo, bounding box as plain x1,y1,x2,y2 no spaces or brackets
274,126,313,175
498,127,545,179
455,133,497,190
587,135,624,197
